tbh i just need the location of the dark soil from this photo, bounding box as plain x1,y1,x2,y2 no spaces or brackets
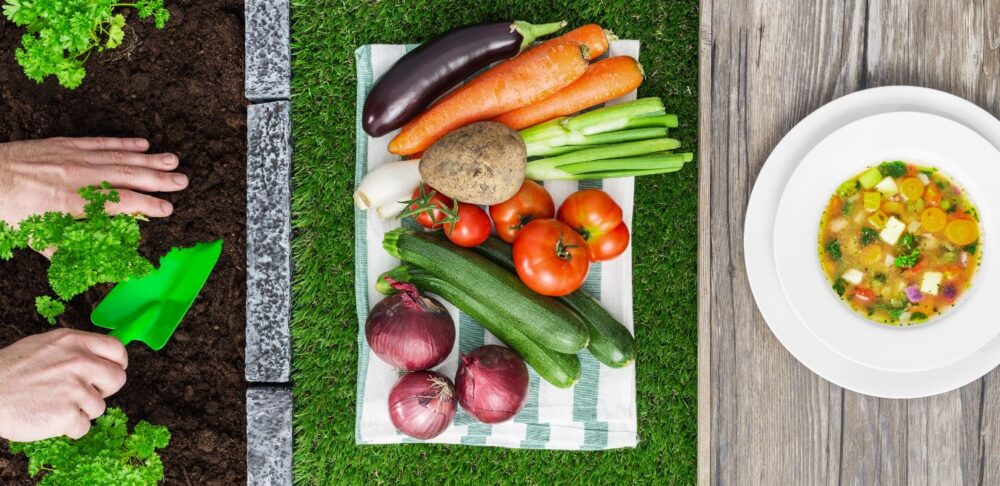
0,1,247,484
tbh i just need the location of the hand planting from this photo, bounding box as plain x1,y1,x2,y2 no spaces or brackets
0,329,128,442
0,182,153,323
9,407,170,485
1,0,170,88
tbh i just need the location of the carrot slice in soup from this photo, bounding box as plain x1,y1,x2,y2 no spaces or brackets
945,219,979,246
925,183,942,206
860,245,882,265
900,177,924,200
920,207,947,233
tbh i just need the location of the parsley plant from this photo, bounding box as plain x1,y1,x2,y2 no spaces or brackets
9,408,170,485
0,182,152,323
2,0,170,89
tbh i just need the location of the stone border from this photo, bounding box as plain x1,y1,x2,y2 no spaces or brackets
245,0,293,482
247,386,293,486
245,0,290,100
246,101,292,384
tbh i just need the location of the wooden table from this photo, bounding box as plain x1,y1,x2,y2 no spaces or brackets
698,1,1000,483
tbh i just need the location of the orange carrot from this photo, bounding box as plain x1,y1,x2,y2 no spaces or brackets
388,41,589,156
492,56,643,130
540,24,611,60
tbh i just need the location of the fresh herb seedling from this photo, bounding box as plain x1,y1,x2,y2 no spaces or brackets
0,182,153,323
2,0,170,88
9,408,170,485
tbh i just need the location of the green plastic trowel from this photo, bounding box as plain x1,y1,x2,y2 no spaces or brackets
91,240,223,350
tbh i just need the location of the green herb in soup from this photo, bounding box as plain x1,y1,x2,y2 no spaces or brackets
818,162,981,325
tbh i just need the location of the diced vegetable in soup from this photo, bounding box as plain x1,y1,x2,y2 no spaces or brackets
818,162,982,325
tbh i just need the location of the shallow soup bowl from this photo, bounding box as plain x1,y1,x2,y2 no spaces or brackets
773,111,999,373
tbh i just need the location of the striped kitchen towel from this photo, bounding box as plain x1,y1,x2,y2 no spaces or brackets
354,40,639,450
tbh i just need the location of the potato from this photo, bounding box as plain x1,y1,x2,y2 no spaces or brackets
419,122,526,205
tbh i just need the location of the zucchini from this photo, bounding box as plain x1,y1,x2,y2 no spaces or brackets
383,228,589,354
376,265,581,388
476,236,636,367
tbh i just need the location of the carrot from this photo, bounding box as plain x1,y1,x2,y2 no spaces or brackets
538,24,612,60
388,41,589,156
492,56,644,130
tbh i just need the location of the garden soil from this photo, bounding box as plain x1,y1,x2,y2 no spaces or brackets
0,0,247,483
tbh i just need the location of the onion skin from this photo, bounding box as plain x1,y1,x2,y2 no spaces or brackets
455,345,530,424
366,279,456,371
388,371,457,440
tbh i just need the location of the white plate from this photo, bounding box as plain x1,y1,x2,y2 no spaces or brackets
745,86,1000,398
773,112,998,372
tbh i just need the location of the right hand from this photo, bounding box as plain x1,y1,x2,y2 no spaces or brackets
0,329,128,442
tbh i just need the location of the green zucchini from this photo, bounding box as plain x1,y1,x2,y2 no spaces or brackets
383,228,589,354
476,236,636,367
376,265,581,388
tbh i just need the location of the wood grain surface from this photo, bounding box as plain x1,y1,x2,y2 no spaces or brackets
698,1,1000,484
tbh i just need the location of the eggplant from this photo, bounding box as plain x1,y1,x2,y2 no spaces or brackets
362,20,566,137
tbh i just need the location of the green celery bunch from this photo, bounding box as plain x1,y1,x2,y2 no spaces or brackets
0,182,153,323
518,97,694,180
9,408,170,485
1,0,170,88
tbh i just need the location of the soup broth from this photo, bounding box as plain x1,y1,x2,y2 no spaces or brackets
818,161,982,325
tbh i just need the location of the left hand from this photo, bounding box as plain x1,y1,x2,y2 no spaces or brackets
0,137,188,225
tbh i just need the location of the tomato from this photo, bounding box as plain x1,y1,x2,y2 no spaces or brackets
556,189,630,262
587,222,631,261
489,181,555,243
512,219,589,296
406,185,453,229
853,287,876,302
443,203,491,247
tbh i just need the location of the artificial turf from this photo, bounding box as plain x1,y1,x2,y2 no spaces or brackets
289,1,699,483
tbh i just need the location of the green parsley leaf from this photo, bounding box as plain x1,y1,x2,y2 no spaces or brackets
894,250,920,269
878,161,907,178
2,0,170,88
833,278,847,297
825,240,842,261
9,408,170,485
0,184,152,322
860,227,878,246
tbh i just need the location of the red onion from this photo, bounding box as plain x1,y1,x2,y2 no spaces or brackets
904,285,923,303
366,279,455,371
388,370,457,439
455,345,529,424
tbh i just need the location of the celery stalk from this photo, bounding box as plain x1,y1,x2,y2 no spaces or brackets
528,153,693,180
526,138,682,179
563,98,666,134
526,127,668,157
527,144,615,158
519,117,569,143
625,114,678,129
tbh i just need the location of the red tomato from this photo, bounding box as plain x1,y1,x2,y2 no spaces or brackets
406,185,453,229
587,222,631,261
853,287,876,302
443,203,491,247
512,219,589,296
489,181,555,243
556,189,630,262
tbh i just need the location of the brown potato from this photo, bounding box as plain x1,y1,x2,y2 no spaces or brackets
419,122,527,205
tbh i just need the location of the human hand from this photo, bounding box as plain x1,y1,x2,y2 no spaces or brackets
0,329,128,442
0,137,188,226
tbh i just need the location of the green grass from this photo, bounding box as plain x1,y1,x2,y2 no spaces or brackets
290,1,699,483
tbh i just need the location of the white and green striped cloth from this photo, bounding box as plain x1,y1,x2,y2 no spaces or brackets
354,40,639,450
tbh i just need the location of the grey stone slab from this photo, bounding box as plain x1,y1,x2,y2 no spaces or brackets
247,101,292,383
247,386,293,486
246,0,290,100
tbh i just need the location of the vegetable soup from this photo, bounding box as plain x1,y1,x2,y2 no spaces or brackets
818,161,982,325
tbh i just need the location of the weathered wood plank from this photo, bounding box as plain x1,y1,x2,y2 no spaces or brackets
700,1,1000,484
